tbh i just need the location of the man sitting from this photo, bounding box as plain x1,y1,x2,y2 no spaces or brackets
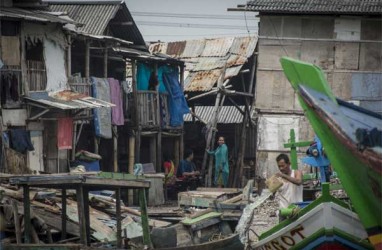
176,149,200,190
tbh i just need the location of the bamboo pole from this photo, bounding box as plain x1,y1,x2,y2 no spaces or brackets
113,126,118,172
67,34,72,77
139,188,152,248
234,56,257,188
202,68,226,187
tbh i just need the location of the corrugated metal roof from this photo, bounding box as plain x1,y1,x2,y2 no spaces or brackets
48,1,146,47
184,70,221,92
49,4,117,35
181,39,206,58
184,105,244,124
150,36,258,92
200,37,235,57
0,7,77,24
245,0,382,15
24,91,114,110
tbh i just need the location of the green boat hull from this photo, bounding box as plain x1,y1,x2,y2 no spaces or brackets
280,57,382,248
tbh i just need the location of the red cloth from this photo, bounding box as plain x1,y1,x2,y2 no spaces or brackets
57,117,73,149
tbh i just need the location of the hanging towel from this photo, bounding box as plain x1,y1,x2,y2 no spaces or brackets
108,78,124,126
91,77,112,139
57,117,73,149
9,129,34,154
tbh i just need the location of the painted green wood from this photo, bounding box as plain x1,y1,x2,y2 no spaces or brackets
3,244,82,250
139,188,152,248
283,129,312,170
292,228,373,249
97,172,143,180
181,212,222,226
259,183,348,240
280,57,382,235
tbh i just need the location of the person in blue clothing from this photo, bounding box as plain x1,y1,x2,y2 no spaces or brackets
207,136,229,188
177,149,200,180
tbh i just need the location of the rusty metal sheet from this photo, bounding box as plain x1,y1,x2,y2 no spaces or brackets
166,41,186,57
225,65,244,79
192,57,226,71
181,39,206,58
200,37,234,57
149,42,167,54
230,36,258,58
184,70,221,92
226,55,248,67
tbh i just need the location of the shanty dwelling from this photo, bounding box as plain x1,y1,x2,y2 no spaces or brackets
0,0,115,175
230,0,382,178
150,36,259,187
46,0,187,181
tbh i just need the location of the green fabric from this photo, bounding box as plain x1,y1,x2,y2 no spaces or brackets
207,144,229,187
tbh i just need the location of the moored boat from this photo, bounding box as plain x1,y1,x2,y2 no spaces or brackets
250,184,372,250
280,57,382,249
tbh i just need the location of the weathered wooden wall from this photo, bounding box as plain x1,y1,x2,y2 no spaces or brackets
255,15,382,176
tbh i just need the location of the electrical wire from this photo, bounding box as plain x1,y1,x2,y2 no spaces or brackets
136,21,258,30
131,11,258,20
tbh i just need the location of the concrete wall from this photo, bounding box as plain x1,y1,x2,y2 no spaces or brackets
255,15,382,177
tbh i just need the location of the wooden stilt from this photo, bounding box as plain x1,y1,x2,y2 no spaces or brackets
23,185,31,243
139,188,152,248
234,56,257,188
116,188,122,248
113,126,118,172
61,188,67,240
202,69,227,187
76,186,87,246
12,200,21,244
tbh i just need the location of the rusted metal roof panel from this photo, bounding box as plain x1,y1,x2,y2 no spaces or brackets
166,41,186,57
149,35,258,92
25,91,114,110
184,105,244,124
245,0,382,15
180,39,206,58
184,70,221,92
200,37,235,57
149,43,167,54
192,57,227,71
226,55,248,67
230,36,258,58
225,65,244,79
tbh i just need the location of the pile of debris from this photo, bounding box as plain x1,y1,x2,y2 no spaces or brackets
0,175,173,248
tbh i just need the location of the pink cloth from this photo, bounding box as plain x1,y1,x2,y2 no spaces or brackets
57,117,73,149
108,78,124,126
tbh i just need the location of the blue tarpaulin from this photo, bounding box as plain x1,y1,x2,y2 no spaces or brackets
161,66,189,127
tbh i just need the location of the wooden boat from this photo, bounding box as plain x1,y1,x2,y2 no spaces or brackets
251,184,373,250
157,233,242,250
280,57,382,249
130,216,243,250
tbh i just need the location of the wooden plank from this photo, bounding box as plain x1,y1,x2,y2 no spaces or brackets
221,194,243,204
181,212,222,226
196,187,240,193
89,196,171,228
189,208,214,219
65,200,117,242
3,244,82,250
12,201,21,244
23,185,31,243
